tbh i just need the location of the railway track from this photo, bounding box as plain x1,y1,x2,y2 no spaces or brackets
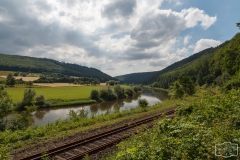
19,108,176,160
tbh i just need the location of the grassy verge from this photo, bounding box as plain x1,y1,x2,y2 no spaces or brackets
0,88,207,158
104,89,239,160
47,98,96,107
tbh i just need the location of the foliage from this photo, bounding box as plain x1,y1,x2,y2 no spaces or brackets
0,88,12,131
90,90,100,100
109,90,240,159
133,86,142,94
125,88,135,97
26,81,33,87
35,94,46,105
171,81,185,99
106,80,120,86
224,79,240,91
237,22,240,29
100,87,118,101
35,73,101,84
68,109,88,121
5,73,15,86
114,85,126,99
138,98,148,108
0,53,114,82
22,89,36,107
7,112,33,131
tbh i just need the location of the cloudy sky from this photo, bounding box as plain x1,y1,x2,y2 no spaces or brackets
0,0,239,76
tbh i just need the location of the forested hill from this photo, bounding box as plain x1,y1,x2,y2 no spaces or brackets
115,42,228,84
0,53,114,82
115,71,158,84
151,33,240,88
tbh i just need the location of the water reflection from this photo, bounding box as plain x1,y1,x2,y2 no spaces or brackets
22,88,168,126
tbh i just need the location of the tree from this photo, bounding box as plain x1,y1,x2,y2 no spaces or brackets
5,73,15,86
26,81,33,88
0,86,12,131
90,90,100,100
138,98,149,108
22,89,36,106
237,22,240,29
178,74,195,95
114,85,126,99
172,81,185,99
35,94,46,105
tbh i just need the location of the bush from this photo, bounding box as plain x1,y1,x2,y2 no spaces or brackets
125,88,135,97
35,94,46,105
138,98,148,108
100,88,118,101
114,85,126,99
133,86,142,94
22,89,36,106
90,90,100,100
224,79,240,91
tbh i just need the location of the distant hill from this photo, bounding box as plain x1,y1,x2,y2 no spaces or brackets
115,32,240,88
115,71,158,84
115,46,220,84
0,53,115,82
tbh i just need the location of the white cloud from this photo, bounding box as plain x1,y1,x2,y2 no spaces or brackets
194,39,221,53
184,35,191,45
0,0,220,77
181,8,217,30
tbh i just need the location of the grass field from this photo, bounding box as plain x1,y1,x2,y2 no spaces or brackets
0,71,15,76
6,85,131,103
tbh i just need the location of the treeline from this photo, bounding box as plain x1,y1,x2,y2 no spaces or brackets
90,85,142,101
34,73,101,85
151,33,240,90
0,53,114,82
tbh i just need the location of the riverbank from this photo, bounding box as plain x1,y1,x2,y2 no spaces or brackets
0,89,208,158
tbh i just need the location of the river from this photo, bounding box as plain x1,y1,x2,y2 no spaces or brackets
15,88,169,126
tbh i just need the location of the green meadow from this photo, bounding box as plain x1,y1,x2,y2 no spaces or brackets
6,85,131,103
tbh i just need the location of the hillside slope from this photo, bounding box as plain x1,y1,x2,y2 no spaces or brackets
0,54,114,82
115,71,158,84
152,33,240,88
115,32,240,87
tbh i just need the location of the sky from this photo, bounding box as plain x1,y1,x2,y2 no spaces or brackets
0,0,240,77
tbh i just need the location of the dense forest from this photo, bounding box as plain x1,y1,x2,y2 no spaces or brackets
0,54,115,82
152,33,240,89
115,71,158,84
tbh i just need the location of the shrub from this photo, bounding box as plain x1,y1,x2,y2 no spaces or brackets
133,86,142,94
22,89,36,106
125,88,135,97
100,87,118,101
35,94,46,105
138,98,148,108
90,90,100,100
114,85,126,99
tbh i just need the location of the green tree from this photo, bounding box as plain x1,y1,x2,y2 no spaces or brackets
22,89,36,106
35,94,46,105
5,73,15,86
0,87,12,131
172,81,185,99
114,85,126,99
138,98,149,108
237,22,240,29
26,81,33,88
90,90,100,100
178,74,195,95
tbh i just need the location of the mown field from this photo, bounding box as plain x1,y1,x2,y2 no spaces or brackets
6,85,131,103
